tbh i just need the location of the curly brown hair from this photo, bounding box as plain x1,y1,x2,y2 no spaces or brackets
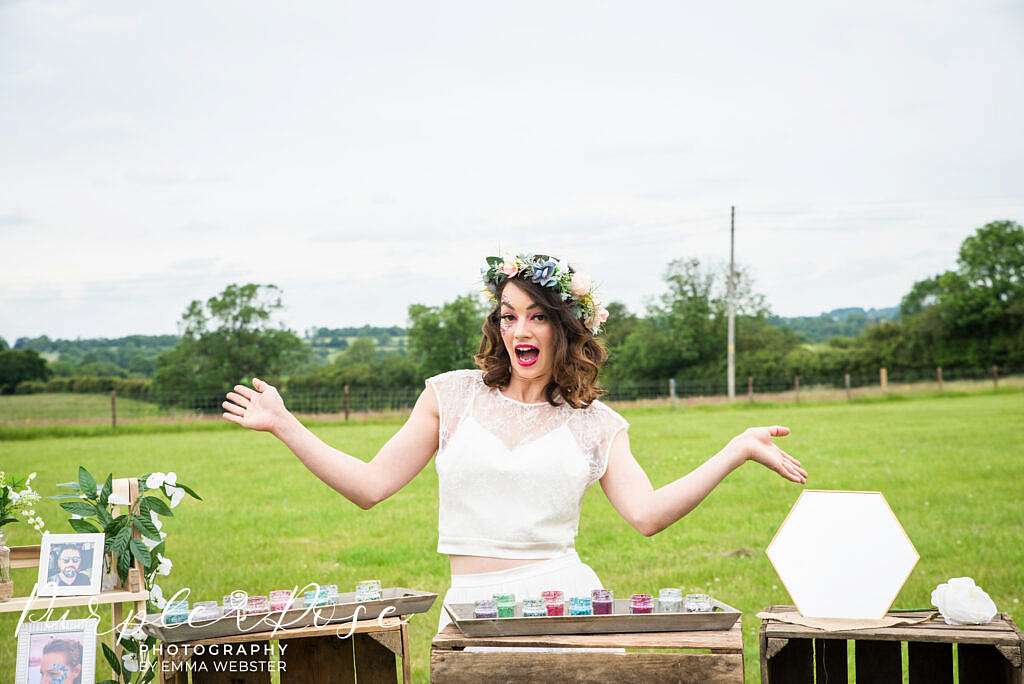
475,262,606,408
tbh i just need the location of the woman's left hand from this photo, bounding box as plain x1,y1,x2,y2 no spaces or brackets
731,426,807,484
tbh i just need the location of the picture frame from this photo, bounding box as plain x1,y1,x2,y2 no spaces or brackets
16,617,98,684
36,533,105,597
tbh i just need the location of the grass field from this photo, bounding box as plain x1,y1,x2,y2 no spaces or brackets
1,388,1022,682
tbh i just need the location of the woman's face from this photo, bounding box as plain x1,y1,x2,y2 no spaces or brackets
499,281,555,385
39,651,80,684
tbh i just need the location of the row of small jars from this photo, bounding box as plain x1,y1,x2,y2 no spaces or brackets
473,589,713,618
162,580,383,624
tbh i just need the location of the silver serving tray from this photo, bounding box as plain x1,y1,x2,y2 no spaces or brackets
445,597,740,637
143,587,437,643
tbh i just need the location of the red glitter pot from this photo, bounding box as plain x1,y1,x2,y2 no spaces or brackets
591,589,614,615
542,590,564,616
629,593,654,614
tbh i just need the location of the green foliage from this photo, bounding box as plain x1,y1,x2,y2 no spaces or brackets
14,376,152,399
406,293,489,380
14,334,178,379
768,307,899,343
0,348,52,394
152,284,309,404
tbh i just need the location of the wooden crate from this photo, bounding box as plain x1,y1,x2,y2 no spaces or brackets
759,605,1024,684
431,618,744,683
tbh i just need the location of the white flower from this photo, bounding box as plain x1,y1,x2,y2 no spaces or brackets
122,653,139,672
9,491,20,504
150,510,163,531
150,584,166,609
25,509,34,516
145,472,166,490
164,472,177,487
167,486,185,509
931,577,997,625
108,493,131,506
156,554,173,576
27,472,36,481
142,536,161,551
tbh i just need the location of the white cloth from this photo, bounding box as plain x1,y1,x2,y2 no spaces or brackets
438,551,604,632
426,369,629,558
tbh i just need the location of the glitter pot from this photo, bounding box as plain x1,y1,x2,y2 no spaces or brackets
542,590,565,617
658,588,683,613
569,596,592,616
246,596,269,614
630,594,654,614
474,598,497,619
522,598,547,617
304,589,331,607
269,590,294,611
685,593,712,613
356,580,382,601
591,589,614,615
324,584,339,603
192,601,219,621
165,601,190,624
222,591,247,617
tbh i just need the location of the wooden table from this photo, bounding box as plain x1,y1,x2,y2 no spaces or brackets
431,619,744,683
158,616,412,683
759,605,1024,683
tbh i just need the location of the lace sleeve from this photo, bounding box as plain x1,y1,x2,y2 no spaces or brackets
425,369,482,452
568,401,630,485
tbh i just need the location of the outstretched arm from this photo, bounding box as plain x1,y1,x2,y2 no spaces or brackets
222,378,439,509
600,426,807,536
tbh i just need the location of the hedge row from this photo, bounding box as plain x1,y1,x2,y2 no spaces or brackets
15,376,153,399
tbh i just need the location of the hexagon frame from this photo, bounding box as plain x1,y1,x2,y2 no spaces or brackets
766,490,919,619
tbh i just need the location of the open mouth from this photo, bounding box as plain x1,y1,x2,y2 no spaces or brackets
514,345,539,367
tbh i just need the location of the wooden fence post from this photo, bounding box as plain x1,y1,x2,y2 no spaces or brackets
794,375,800,402
669,378,678,409
344,385,350,421
748,376,753,402
880,367,888,392
844,373,851,400
937,366,943,390
992,365,998,388
110,390,117,429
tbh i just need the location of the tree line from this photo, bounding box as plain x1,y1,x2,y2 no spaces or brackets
3,220,1021,400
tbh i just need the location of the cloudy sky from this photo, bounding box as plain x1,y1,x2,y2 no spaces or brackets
2,0,1022,342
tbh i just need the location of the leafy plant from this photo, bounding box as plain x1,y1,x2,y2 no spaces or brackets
53,467,201,683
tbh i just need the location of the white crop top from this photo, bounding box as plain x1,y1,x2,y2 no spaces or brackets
426,369,629,559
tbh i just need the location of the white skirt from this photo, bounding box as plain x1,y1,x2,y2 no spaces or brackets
438,550,603,632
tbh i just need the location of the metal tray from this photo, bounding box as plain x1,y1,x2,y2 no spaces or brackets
143,587,437,643
445,597,740,637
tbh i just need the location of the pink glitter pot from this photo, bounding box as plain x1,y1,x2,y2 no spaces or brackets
630,593,654,614
246,596,269,614
591,589,614,615
542,590,565,616
269,590,293,611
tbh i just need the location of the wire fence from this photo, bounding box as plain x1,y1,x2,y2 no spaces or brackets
1,365,1020,426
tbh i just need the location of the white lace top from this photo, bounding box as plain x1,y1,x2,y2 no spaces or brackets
426,369,629,558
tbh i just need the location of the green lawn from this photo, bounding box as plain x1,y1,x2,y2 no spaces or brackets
1,389,1022,682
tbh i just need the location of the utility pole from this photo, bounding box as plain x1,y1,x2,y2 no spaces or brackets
727,206,736,400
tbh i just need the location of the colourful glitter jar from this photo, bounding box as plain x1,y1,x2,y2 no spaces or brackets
246,596,269,614
304,589,331,607
658,588,683,613
356,580,382,601
542,590,565,616
629,594,654,614
269,590,294,611
222,592,247,617
569,596,592,616
522,598,547,617
591,589,614,615
165,600,189,624
324,584,339,603
192,601,219,621
685,593,711,613
474,598,497,619
493,593,516,618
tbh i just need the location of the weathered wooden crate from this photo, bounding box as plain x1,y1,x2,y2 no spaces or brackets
431,618,745,683
759,605,1024,684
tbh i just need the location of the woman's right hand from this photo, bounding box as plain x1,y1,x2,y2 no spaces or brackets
222,377,289,432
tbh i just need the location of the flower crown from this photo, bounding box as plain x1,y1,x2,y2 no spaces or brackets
480,253,609,334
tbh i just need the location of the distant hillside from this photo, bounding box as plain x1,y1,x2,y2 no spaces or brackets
768,307,899,343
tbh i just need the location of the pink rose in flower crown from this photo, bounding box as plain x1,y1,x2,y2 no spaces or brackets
499,259,519,277
571,272,592,297
598,307,609,324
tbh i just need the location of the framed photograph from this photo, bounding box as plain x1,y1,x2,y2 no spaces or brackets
36,534,105,597
16,617,98,684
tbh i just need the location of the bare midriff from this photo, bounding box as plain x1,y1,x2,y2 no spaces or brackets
449,555,549,575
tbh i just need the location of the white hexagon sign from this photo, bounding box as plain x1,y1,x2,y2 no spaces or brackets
766,490,919,619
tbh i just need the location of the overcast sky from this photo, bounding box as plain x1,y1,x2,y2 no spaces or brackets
2,0,1022,343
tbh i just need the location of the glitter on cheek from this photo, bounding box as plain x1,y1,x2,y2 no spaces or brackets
500,319,513,334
